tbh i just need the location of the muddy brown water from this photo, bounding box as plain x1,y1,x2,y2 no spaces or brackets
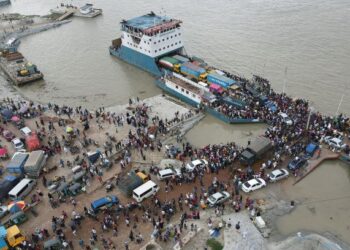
276,160,350,244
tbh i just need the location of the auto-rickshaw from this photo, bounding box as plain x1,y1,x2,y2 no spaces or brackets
3,211,28,228
43,238,63,250
68,183,84,196
73,170,86,183
6,225,25,248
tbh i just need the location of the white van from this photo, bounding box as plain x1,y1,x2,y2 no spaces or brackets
8,178,37,200
157,168,181,181
132,180,159,202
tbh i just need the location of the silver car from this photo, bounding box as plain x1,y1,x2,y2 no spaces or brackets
267,169,289,182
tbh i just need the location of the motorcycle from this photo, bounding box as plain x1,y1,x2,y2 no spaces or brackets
105,181,114,192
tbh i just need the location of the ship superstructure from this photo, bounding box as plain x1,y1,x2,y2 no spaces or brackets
109,12,184,76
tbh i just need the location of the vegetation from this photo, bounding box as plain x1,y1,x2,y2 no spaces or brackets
206,238,224,250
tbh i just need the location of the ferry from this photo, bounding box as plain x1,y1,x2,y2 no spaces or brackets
109,12,266,124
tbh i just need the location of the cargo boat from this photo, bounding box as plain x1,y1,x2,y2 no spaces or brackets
109,12,266,124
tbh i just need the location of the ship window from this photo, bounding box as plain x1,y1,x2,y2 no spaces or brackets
175,86,178,89
155,50,157,53
167,37,169,40
186,91,189,94
175,34,177,37
149,51,150,53
158,40,160,43
179,41,182,44
181,88,184,92
162,39,165,41
149,39,151,41
163,47,165,49
144,41,146,43
167,45,169,48
192,94,196,97
171,44,173,46
171,36,173,38
154,42,156,44
179,33,181,35
175,43,177,45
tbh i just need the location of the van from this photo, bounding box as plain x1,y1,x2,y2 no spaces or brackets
8,178,36,200
157,168,181,181
133,180,159,202
23,150,46,178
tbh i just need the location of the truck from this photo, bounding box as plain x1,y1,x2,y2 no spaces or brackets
240,137,272,165
159,57,180,70
172,55,190,64
6,152,28,174
0,225,25,249
23,150,47,178
207,72,236,89
180,62,207,80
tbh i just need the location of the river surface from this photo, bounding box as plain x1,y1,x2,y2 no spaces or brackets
1,0,350,114
1,0,350,245
277,161,350,245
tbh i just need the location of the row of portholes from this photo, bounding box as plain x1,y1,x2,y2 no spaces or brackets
154,41,182,53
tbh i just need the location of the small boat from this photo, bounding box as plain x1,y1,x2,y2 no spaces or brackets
76,4,102,18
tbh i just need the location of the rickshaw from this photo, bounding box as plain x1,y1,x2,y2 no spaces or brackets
43,238,63,250
3,211,28,228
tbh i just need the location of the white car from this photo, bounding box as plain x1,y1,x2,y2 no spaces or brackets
267,169,289,182
279,112,293,125
324,136,347,150
185,159,208,172
20,126,32,136
241,178,266,193
11,138,24,151
207,191,230,207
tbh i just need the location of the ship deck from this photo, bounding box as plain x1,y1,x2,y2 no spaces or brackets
166,76,202,95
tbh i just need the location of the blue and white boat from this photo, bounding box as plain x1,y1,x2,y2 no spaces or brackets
109,12,263,124
109,12,184,76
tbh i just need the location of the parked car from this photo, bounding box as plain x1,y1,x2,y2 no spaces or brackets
11,138,24,151
20,127,32,137
185,159,208,172
0,205,8,219
2,130,15,142
91,195,119,213
279,112,293,125
287,156,308,171
241,178,266,193
207,191,230,207
324,136,347,150
267,169,289,182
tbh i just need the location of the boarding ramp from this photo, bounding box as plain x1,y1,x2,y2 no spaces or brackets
56,10,75,21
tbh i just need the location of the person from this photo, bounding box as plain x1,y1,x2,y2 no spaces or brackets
235,221,240,232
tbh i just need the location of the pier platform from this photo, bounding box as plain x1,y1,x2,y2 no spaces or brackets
293,149,340,185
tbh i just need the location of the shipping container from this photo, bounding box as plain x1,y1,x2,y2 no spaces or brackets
159,56,179,68
172,55,189,63
180,62,206,79
207,72,236,88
